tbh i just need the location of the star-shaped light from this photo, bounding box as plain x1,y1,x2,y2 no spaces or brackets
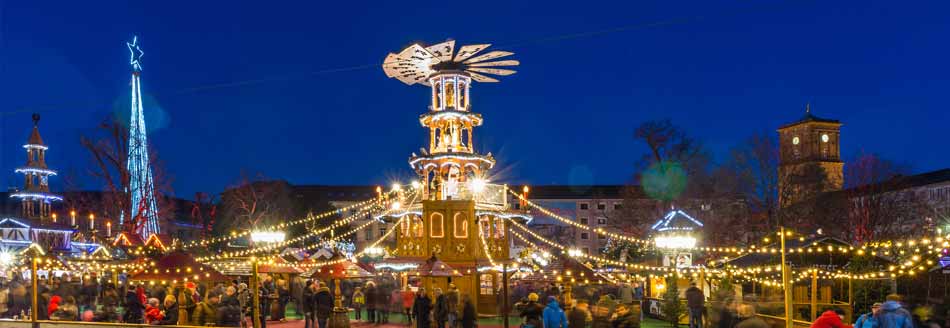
127,35,144,72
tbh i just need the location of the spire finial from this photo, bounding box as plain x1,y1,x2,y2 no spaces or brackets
32,113,40,126
805,102,811,114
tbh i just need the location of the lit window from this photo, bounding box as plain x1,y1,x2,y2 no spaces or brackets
412,216,424,237
494,217,506,238
597,218,606,225
581,232,589,240
454,213,468,238
480,274,494,295
430,213,444,238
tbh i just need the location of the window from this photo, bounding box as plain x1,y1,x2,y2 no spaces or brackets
454,213,468,238
412,216,424,237
597,203,606,210
430,213,444,238
480,274,494,295
582,248,590,255
596,218,606,225
613,203,622,210
365,229,374,240
579,203,589,210
494,218,506,238
379,228,387,237
580,218,589,225
480,217,491,238
400,219,410,236
580,232,589,240
598,233,606,240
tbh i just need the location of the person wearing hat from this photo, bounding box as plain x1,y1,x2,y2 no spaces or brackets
191,292,220,326
520,293,545,328
855,303,883,328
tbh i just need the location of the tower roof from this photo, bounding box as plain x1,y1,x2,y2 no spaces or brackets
778,105,841,130
27,114,45,146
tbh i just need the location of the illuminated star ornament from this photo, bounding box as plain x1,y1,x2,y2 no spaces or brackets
127,35,144,72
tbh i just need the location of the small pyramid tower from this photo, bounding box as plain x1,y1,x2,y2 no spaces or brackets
11,114,63,219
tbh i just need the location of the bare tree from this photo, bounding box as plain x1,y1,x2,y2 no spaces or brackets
79,117,175,232
217,173,294,232
725,132,780,231
845,153,915,243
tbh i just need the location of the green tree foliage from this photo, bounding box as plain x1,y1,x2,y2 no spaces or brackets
661,275,686,328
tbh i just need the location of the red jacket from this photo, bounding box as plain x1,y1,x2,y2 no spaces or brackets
145,305,164,324
811,310,852,328
402,290,416,308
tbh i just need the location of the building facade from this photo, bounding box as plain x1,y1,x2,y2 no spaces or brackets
778,106,844,206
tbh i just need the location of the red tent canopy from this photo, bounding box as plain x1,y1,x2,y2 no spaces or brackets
131,250,228,282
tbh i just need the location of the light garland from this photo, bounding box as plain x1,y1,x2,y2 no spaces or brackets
510,190,650,245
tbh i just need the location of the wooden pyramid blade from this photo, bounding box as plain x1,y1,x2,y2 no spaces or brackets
426,40,456,62
454,44,491,62
467,67,517,76
463,51,514,64
467,72,499,83
468,60,520,67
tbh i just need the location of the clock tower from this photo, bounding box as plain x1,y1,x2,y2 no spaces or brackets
777,105,843,206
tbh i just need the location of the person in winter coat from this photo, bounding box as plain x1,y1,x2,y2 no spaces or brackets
192,292,221,326
685,282,704,328
446,284,461,328
7,285,30,318
854,303,881,328
353,287,366,321
520,293,545,328
275,279,290,322
461,294,477,328
47,295,62,319
303,281,317,328
124,288,145,323
412,288,433,328
157,295,180,325
609,304,638,328
877,295,913,328
591,295,617,328
433,288,449,328
568,300,592,328
218,287,244,327
403,287,417,325
52,296,78,321
365,282,378,324
145,298,164,324
543,297,568,328
810,308,850,328
617,284,634,305
315,282,334,328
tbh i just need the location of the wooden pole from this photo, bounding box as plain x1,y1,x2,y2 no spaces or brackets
810,270,818,321
503,262,510,328
780,227,793,328
31,257,38,323
848,277,853,306
252,260,261,328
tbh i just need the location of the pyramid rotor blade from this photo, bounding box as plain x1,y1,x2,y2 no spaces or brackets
463,51,513,64
454,44,491,62
467,67,517,76
426,40,456,62
468,60,520,67
467,72,499,83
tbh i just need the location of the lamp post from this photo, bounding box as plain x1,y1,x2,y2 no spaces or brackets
780,227,793,328
249,231,285,328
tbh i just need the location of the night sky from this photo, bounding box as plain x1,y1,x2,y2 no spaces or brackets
1,1,948,199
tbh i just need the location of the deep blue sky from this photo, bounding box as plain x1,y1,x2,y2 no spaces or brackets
1,1,948,198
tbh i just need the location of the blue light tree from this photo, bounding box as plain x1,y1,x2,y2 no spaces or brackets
124,36,161,238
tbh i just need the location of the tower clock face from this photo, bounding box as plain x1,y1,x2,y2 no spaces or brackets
821,134,829,143
792,136,800,145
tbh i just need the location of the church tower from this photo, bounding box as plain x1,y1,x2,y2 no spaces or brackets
11,114,63,219
777,105,843,206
